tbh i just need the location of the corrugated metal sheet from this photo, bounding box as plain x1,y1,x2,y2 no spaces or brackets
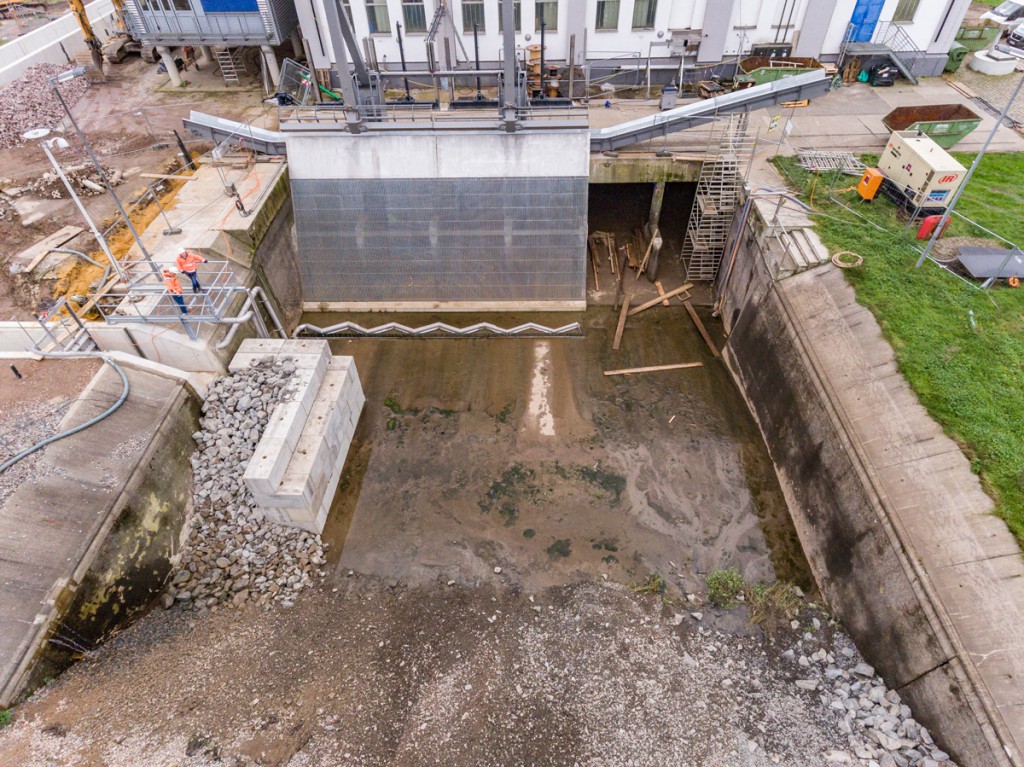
292,177,587,303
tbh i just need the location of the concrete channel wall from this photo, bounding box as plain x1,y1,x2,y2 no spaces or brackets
0,361,200,706
719,207,1024,767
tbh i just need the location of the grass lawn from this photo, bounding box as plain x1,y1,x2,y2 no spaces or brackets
774,152,1024,544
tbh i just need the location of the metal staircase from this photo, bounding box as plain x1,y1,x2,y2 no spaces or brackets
215,48,246,86
840,21,922,85
682,114,754,281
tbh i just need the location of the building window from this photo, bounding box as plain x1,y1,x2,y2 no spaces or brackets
172,0,190,10
498,0,521,32
893,0,920,23
595,0,618,30
365,0,390,33
536,0,557,31
631,0,656,29
463,0,484,32
402,0,427,33
341,0,353,25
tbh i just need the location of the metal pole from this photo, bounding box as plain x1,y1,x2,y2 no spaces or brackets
500,0,517,109
396,22,412,101
918,72,1024,268
51,78,160,278
473,22,483,99
539,18,546,100
38,140,126,283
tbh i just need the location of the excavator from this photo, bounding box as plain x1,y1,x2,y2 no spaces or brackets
66,0,105,73
66,0,156,72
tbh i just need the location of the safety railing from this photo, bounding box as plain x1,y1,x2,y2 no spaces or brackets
126,7,273,44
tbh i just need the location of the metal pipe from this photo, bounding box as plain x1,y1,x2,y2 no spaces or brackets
501,0,516,108
395,22,412,101
918,71,1024,268
473,22,483,99
50,76,160,279
215,287,286,349
539,18,545,100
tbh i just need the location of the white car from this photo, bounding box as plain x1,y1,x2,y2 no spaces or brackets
982,0,1024,24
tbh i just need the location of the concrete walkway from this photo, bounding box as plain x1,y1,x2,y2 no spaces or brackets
777,265,1024,766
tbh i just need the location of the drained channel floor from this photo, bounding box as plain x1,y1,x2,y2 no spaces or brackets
321,306,809,592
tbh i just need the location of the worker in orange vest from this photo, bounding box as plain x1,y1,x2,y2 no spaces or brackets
176,249,209,293
162,267,188,314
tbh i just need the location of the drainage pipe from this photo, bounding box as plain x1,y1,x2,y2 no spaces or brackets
50,247,111,288
214,287,286,350
0,353,130,475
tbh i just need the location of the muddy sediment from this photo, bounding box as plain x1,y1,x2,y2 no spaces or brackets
319,305,811,594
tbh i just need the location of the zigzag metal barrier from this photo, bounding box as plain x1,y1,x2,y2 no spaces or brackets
293,321,585,339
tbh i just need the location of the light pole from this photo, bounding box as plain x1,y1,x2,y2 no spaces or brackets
23,128,126,283
49,67,161,279
917,71,1024,268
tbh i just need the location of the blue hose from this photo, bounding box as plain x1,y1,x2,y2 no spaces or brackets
0,355,130,475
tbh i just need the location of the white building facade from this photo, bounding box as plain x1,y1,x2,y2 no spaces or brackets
295,0,973,81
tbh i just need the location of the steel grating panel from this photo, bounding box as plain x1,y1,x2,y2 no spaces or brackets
292,177,588,304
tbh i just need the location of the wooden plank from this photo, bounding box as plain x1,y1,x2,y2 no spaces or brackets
140,173,196,181
655,281,670,307
626,282,694,316
683,299,721,358
612,300,630,351
15,226,84,273
604,362,703,376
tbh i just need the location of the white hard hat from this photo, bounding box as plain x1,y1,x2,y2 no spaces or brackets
164,266,179,274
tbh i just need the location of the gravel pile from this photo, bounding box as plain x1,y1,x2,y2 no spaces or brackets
0,64,89,150
25,163,124,199
0,398,72,508
167,359,329,613
784,623,957,766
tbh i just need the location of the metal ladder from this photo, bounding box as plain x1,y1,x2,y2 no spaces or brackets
215,48,244,86
682,114,754,282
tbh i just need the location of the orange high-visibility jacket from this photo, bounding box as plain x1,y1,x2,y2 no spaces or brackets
162,272,183,295
176,250,206,273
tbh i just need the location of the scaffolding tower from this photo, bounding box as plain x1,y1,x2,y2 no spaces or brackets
682,114,754,282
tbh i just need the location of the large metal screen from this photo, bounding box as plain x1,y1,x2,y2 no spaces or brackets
292,176,588,304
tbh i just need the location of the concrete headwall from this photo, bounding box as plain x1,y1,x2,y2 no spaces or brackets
719,220,1023,766
285,129,590,311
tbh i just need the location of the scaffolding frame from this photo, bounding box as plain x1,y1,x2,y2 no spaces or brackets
682,113,755,282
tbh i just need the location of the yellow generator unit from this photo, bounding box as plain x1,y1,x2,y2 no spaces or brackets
877,131,966,212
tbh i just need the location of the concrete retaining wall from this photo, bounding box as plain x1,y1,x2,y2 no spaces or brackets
0,363,200,706
719,213,1023,767
0,0,117,85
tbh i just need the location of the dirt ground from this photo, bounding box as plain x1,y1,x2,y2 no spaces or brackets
0,56,271,319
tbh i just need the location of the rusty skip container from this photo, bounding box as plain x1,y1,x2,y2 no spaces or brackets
881,104,982,149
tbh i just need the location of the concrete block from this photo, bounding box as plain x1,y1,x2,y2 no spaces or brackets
262,400,305,455
242,436,290,496
282,367,324,417
237,338,287,356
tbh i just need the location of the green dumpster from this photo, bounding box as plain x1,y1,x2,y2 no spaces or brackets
945,42,969,73
954,25,1000,52
734,56,822,87
882,104,982,149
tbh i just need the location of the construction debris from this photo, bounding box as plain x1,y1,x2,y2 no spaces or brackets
23,162,122,199
0,63,89,150
683,299,721,358
796,149,866,176
169,359,329,613
604,362,703,376
626,282,694,317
